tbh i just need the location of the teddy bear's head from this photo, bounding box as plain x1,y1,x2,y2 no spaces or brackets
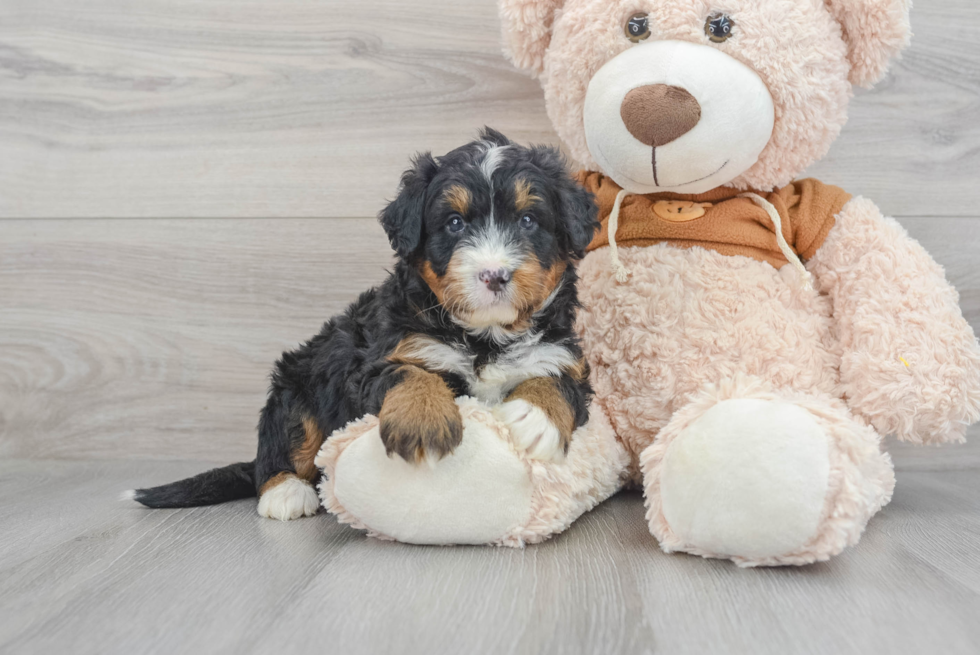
500,0,910,193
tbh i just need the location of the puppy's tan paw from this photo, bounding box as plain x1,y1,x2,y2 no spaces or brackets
379,368,463,463
495,399,566,461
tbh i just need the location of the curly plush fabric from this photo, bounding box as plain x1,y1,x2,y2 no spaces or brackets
575,239,841,467
498,0,565,76
808,199,980,444
824,0,912,87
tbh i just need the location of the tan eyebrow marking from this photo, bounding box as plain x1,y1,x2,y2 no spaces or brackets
515,178,541,212
444,185,471,215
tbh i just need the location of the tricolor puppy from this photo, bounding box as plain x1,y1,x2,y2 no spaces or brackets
130,128,599,520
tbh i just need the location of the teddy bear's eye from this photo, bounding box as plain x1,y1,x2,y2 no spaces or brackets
705,13,735,43
625,13,651,43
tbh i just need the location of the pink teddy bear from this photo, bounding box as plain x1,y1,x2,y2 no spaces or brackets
500,0,980,564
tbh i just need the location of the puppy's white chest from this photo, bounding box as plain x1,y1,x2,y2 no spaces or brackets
405,335,577,405
470,361,529,404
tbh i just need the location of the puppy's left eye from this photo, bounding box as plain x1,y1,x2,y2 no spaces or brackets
705,13,735,43
520,215,537,230
447,215,466,233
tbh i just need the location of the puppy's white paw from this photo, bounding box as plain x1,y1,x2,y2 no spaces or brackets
494,399,565,461
257,475,319,521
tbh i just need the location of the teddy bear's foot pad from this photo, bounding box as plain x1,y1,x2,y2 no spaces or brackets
316,398,629,546
658,398,830,560
322,400,535,545
643,380,895,566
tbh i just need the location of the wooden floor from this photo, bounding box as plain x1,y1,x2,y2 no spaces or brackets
2,0,980,653
0,459,978,655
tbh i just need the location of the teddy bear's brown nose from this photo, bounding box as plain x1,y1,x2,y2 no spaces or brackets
620,84,702,147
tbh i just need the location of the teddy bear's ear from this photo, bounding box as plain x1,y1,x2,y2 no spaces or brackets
825,0,912,88
498,0,567,76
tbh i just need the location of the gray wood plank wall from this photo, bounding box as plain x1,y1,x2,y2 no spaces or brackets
1,0,978,467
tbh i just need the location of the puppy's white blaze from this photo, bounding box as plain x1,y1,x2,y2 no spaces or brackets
395,333,577,404
456,223,525,324
479,143,509,184
257,477,319,521
461,224,521,273
494,399,564,461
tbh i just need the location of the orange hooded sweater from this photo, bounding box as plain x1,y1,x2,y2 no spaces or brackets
577,171,852,268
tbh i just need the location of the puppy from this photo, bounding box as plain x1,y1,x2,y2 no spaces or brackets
129,128,599,520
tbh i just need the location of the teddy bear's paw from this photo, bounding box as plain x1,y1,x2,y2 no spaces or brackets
257,475,320,521
494,399,565,461
656,398,831,561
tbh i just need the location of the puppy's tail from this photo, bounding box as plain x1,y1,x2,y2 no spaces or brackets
125,461,257,508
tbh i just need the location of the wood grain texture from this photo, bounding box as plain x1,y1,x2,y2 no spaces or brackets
0,459,977,655
1,216,978,465
0,218,392,461
1,0,978,218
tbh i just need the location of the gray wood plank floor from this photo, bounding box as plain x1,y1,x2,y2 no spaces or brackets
0,459,978,655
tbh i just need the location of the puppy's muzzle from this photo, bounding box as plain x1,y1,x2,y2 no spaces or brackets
478,267,511,293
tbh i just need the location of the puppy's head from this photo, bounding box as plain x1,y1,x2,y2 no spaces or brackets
380,128,597,335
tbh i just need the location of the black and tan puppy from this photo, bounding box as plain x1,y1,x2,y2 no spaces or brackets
129,128,598,520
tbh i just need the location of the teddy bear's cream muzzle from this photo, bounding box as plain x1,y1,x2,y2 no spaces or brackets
583,39,775,195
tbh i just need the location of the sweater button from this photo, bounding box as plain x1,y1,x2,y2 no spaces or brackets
653,200,711,222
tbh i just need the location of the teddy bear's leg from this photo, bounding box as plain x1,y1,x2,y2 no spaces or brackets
641,377,895,567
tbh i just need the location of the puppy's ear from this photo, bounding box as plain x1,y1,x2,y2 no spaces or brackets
825,0,911,88
530,145,598,258
499,0,567,77
379,153,439,259
479,126,511,147
556,177,599,257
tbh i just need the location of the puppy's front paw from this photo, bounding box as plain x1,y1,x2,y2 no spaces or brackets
494,399,566,461
379,369,463,463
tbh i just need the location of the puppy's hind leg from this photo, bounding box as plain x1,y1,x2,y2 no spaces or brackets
255,397,323,521
257,473,320,521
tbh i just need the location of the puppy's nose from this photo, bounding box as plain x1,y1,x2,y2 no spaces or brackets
478,268,511,293
620,84,702,147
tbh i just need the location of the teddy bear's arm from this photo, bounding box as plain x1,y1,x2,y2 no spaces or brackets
808,197,980,444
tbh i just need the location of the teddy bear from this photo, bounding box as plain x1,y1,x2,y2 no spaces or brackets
496,0,980,565
317,0,980,566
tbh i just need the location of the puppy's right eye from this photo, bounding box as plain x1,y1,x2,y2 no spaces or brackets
447,215,466,234
625,13,650,43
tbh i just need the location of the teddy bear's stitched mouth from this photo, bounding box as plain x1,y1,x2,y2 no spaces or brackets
597,141,729,190
652,153,730,189
596,144,732,188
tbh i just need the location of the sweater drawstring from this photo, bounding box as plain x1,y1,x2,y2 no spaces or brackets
739,192,814,290
607,188,631,283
